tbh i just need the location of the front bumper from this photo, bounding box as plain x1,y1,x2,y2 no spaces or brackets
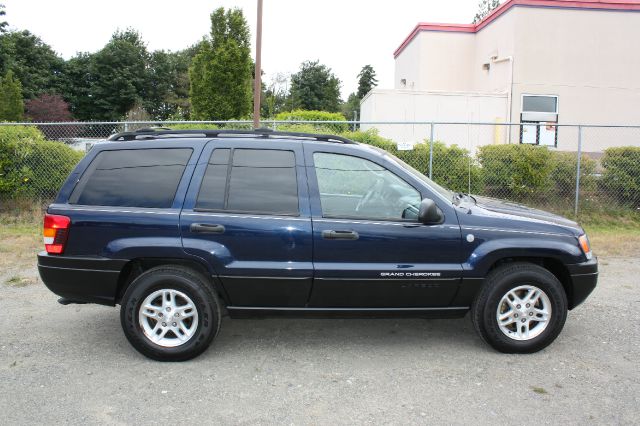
37,252,128,306
566,257,598,309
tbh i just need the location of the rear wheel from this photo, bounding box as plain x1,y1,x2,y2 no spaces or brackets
472,262,567,353
120,265,221,361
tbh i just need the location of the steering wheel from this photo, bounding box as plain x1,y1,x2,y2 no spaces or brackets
355,179,383,212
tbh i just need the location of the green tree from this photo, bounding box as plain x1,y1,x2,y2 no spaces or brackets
0,30,66,99
189,8,253,120
0,70,24,121
356,65,377,99
63,52,95,121
0,4,8,33
65,29,149,121
91,29,148,121
341,92,360,121
473,0,501,23
289,60,341,112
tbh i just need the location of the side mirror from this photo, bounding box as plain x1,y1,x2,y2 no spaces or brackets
418,198,443,224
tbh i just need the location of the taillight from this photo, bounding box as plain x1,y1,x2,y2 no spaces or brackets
43,214,71,255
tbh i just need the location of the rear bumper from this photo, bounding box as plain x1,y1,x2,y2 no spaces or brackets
37,252,128,306
567,257,598,309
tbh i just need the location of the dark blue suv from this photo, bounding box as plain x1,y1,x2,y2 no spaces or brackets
38,129,598,361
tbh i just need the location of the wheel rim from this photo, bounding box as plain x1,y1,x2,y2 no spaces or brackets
138,289,199,347
496,285,552,341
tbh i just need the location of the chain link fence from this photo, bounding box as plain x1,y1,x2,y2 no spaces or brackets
1,120,639,218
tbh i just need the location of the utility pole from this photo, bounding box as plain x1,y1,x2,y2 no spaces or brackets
253,0,263,129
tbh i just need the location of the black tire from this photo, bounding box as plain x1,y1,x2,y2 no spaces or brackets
120,265,222,361
471,262,568,353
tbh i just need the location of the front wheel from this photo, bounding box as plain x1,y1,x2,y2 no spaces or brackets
120,265,222,361
472,262,568,353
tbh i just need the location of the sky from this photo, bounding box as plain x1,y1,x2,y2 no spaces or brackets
3,0,479,98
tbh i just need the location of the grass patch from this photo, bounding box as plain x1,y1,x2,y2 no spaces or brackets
0,207,42,273
4,275,37,287
531,386,548,395
578,209,640,257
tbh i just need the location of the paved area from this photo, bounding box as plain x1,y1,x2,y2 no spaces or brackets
1,257,638,424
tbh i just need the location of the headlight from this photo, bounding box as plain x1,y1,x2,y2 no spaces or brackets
578,234,593,260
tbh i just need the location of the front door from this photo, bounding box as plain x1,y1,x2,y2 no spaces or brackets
180,140,313,307
305,146,462,308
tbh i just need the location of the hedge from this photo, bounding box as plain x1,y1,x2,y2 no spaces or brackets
0,125,84,199
478,144,556,201
601,147,640,206
275,110,348,132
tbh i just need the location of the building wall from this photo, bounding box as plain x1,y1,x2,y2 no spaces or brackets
510,7,640,127
360,89,508,151
395,32,476,92
393,34,423,90
472,8,517,93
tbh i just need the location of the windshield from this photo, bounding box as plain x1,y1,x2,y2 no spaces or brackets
369,147,455,202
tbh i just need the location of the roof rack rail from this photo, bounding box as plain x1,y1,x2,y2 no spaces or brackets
107,128,357,144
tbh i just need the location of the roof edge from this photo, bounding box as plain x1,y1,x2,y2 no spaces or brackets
393,0,640,58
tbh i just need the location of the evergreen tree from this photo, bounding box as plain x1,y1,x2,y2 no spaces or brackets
356,65,377,99
0,70,24,121
289,60,341,112
0,30,66,99
189,8,253,120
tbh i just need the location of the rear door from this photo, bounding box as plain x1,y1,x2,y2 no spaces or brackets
180,140,313,307
305,144,462,308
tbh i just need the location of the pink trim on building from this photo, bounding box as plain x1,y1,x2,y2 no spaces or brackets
393,0,640,58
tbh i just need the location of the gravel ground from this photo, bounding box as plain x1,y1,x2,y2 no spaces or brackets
1,257,638,425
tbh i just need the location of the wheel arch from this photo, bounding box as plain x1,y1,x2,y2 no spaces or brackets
486,256,573,308
115,257,229,305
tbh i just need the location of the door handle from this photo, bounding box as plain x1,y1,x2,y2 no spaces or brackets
190,223,225,234
322,230,359,240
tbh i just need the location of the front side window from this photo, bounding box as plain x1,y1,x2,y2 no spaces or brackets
196,148,299,215
313,152,421,220
69,148,192,208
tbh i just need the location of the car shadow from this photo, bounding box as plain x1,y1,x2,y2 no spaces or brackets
77,308,489,361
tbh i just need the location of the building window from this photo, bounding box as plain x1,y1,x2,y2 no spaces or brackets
520,95,559,147
522,95,558,114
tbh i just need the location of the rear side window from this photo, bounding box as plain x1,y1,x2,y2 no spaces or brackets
196,148,298,215
69,148,192,208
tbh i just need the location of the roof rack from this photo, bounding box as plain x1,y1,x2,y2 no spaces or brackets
107,127,357,144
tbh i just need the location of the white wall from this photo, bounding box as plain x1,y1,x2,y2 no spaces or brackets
360,89,508,151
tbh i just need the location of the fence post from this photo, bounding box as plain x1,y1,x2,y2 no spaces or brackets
429,122,435,179
352,111,357,132
574,125,583,217
124,122,129,132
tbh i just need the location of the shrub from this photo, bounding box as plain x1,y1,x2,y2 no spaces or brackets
550,151,596,199
477,144,555,201
340,132,479,193
0,125,83,199
26,140,85,198
600,147,640,206
275,110,348,132
406,142,482,194
340,129,396,150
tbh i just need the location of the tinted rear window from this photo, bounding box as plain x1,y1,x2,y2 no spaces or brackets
69,148,192,208
196,148,298,215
